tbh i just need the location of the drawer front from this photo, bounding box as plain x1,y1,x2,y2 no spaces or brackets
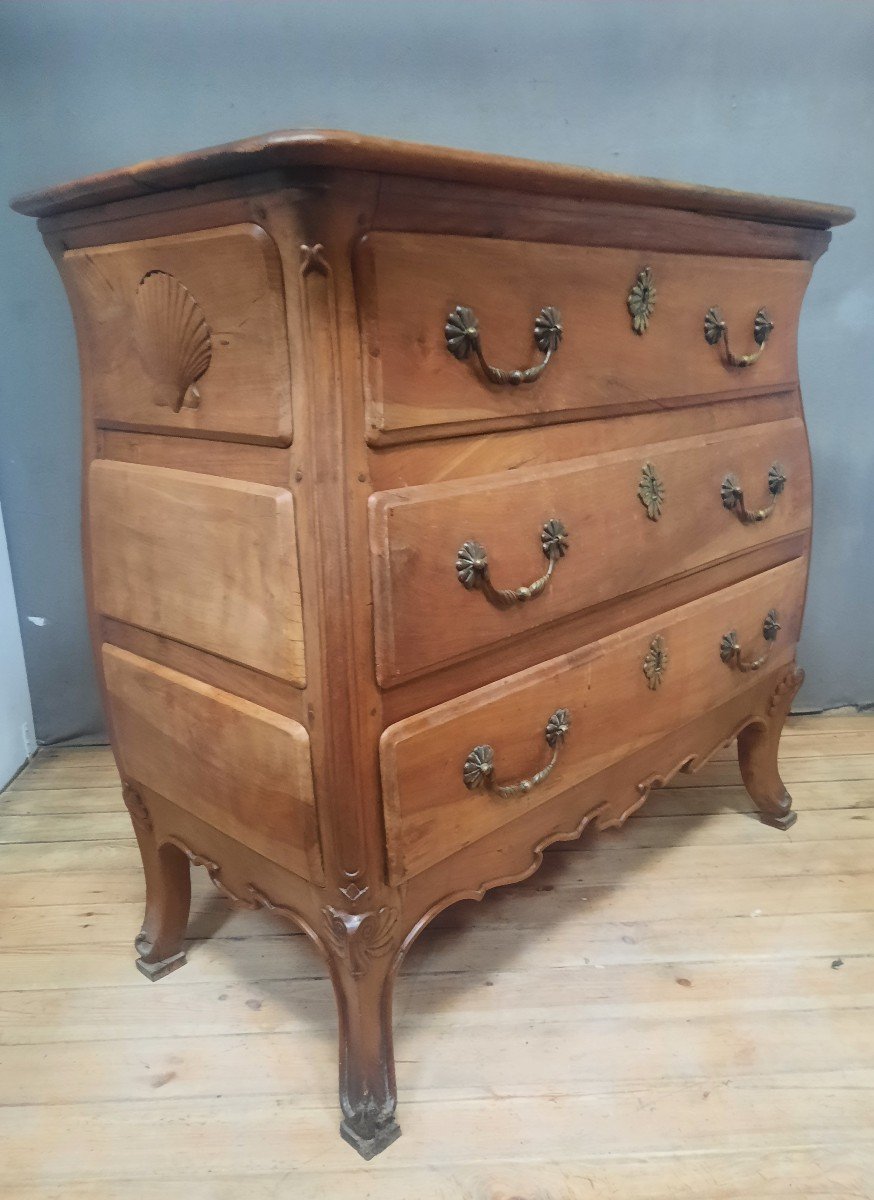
103,646,322,882
90,461,305,684
64,224,292,443
380,557,806,882
371,418,810,684
357,233,810,443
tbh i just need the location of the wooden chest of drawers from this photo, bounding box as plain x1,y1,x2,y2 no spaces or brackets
12,131,853,1159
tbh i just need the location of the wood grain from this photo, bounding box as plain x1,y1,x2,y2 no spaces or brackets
11,128,854,228
101,645,322,883
358,233,810,441
90,460,305,685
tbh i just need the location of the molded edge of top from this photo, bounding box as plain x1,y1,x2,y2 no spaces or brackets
9,128,855,228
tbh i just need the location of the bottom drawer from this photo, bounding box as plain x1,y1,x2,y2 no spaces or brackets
103,645,323,883
380,557,806,883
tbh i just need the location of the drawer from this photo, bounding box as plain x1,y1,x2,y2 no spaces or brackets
356,233,810,443
371,418,810,684
103,646,322,882
63,224,292,443
90,461,305,684
380,557,806,882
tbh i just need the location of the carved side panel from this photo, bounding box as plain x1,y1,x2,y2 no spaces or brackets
61,223,293,442
103,645,322,883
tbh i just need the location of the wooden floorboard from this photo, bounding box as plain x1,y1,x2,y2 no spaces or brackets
1,715,873,1197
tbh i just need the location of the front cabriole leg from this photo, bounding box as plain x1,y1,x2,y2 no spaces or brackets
737,665,804,830
323,904,402,1158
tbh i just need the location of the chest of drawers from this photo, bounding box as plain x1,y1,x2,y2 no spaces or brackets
12,131,853,1159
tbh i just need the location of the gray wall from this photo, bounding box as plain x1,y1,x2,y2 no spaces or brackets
1,0,871,743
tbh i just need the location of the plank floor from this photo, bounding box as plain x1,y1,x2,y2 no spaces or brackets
1,715,873,1198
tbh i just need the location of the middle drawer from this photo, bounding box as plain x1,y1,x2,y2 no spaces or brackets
370,417,810,685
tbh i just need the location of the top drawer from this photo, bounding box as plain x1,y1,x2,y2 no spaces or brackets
62,224,293,444
356,233,811,444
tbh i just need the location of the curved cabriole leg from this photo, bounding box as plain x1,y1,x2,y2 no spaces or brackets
125,795,192,980
325,915,402,1159
737,666,805,830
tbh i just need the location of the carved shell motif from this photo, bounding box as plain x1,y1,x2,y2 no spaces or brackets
134,270,212,412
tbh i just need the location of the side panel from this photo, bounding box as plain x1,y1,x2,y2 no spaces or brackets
90,460,305,685
103,645,322,882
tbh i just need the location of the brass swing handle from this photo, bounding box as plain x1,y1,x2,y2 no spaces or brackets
463,709,571,799
704,306,773,368
456,519,568,609
720,609,781,673
721,463,787,524
445,305,563,385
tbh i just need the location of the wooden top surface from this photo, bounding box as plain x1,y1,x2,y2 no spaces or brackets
10,129,854,227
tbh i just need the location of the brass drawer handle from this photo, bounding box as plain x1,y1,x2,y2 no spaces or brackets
722,463,786,524
720,609,781,673
456,519,568,609
704,306,773,368
445,304,562,385
463,708,571,799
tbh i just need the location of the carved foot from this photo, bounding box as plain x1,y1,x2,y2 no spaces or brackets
135,949,188,981
326,903,403,1159
340,1098,402,1159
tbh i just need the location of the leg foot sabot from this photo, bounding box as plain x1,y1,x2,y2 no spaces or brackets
758,801,798,831
340,1102,402,1159
136,949,188,981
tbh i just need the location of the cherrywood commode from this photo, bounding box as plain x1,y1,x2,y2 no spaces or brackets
12,131,853,1159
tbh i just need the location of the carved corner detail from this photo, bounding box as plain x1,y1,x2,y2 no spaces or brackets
322,906,398,979
339,879,370,905
300,243,331,278
122,783,152,832
768,664,805,715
